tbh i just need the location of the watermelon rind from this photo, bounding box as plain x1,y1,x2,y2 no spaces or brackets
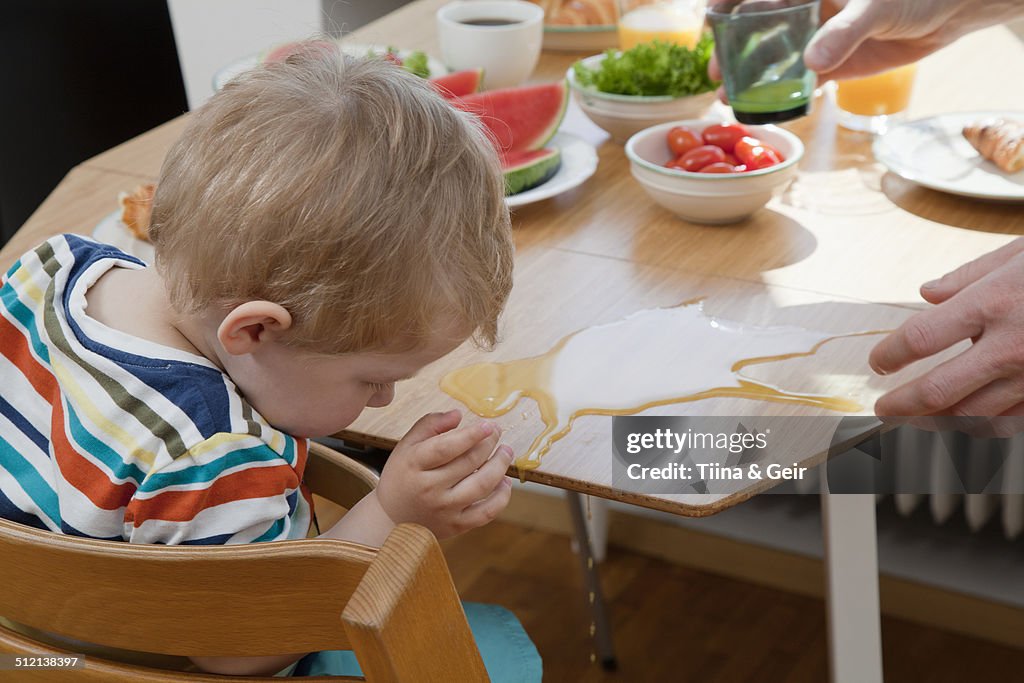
531,80,569,151
503,148,562,196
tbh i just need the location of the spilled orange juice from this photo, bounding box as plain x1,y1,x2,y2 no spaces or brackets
441,301,878,472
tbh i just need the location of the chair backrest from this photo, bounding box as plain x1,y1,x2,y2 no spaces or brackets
0,444,489,682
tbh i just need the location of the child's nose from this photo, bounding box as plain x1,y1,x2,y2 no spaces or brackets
368,383,395,408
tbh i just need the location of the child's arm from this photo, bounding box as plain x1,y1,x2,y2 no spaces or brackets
318,409,514,545
189,411,511,677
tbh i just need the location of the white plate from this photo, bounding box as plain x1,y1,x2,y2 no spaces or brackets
873,111,1024,201
213,43,447,91
92,210,155,263
505,131,598,208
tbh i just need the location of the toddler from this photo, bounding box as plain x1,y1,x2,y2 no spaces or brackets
0,49,539,679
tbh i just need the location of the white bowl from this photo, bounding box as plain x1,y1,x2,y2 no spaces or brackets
625,119,804,225
567,54,717,143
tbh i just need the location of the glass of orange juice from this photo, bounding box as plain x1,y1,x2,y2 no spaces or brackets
835,63,918,133
617,0,706,50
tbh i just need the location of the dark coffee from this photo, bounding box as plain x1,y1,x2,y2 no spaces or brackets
459,18,521,26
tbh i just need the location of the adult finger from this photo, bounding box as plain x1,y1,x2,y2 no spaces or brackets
415,421,498,469
813,38,934,81
920,239,1024,305
945,375,1024,418
869,299,982,376
459,477,513,530
803,0,879,74
708,51,721,82
874,343,1001,416
447,445,516,506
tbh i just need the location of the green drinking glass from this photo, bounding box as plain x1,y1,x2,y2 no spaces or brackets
706,0,820,124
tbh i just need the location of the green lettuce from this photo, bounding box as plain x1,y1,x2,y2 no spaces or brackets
573,34,719,97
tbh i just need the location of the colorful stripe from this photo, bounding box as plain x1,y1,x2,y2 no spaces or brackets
0,235,312,545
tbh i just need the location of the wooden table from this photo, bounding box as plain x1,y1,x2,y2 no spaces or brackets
11,1,1020,516
5,4,1023,680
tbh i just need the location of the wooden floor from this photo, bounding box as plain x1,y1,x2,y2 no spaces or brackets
440,521,1024,683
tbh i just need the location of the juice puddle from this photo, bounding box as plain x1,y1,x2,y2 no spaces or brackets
441,300,880,472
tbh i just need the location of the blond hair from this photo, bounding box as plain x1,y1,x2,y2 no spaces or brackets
148,46,513,353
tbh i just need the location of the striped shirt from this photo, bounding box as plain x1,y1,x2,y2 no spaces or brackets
0,234,313,545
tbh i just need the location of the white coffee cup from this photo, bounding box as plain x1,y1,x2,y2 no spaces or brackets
436,1,545,90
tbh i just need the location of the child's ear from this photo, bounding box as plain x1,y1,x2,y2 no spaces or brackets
217,301,293,356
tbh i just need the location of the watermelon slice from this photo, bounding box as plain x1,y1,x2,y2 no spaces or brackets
455,81,569,153
502,148,561,196
430,69,483,98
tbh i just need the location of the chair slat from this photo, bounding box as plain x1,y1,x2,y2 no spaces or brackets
0,517,374,656
343,525,489,682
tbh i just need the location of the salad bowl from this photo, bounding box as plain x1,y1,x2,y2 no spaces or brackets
567,52,718,143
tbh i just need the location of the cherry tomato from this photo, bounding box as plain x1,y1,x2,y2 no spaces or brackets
732,164,748,173
734,136,785,170
723,153,740,166
701,123,751,153
666,126,702,157
679,145,727,172
699,162,737,174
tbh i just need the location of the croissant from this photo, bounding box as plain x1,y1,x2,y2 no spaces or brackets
118,183,156,242
962,119,1024,173
542,0,618,26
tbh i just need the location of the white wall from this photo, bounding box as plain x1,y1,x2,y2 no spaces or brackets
167,0,324,109
168,1,414,110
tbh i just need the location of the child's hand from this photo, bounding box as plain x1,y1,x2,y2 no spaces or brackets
376,409,515,539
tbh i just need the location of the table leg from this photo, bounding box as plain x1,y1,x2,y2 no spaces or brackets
572,495,609,563
567,491,617,670
820,465,884,683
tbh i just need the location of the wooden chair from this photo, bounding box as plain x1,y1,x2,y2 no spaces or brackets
0,442,490,682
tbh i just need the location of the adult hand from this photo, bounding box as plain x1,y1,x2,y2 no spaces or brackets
708,0,1023,89
376,410,514,539
870,238,1024,423
802,0,1018,81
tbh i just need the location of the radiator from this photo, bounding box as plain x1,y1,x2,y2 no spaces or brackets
794,428,1024,540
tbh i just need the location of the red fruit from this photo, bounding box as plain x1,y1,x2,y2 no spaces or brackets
453,82,569,153
723,153,740,165
430,69,484,98
667,126,702,157
699,162,738,173
701,123,750,153
679,145,727,172
734,136,785,170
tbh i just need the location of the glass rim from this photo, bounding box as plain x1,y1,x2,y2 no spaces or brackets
706,0,820,20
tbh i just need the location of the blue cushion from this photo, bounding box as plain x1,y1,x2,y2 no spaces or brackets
289,602,541,682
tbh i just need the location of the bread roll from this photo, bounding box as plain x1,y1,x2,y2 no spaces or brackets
118,183,156,242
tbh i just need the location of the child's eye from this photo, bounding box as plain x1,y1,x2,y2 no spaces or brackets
366,381,393,393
